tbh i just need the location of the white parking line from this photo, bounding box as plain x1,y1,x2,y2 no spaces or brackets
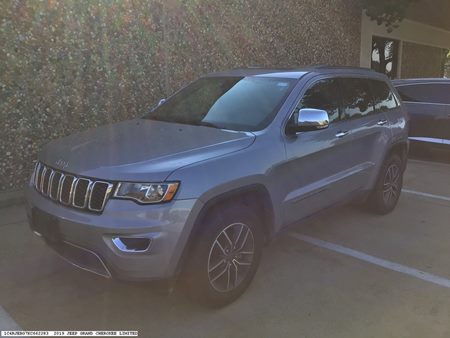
402,189,450,202
0,305,22,330
288,233,450,289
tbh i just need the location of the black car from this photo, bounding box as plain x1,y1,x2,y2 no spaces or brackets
393,78,450,148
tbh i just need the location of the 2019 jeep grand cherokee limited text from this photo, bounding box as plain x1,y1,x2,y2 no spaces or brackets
26,66,409,306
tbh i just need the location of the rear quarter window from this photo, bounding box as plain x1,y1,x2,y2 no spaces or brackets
396,84,450,105
339,78,374,120
369,80,398,111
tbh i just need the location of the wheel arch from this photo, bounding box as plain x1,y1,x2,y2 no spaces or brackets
386,140,408,171
175,184,275,275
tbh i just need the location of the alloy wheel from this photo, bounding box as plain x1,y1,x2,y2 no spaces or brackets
383,163,401,205
207,223,255,293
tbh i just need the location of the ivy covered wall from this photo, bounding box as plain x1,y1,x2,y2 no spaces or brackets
0,0,362,191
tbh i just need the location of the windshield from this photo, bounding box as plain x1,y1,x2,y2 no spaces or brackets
144,76,296,131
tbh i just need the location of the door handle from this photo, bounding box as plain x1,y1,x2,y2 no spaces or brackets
377,119,388,126
336,131,349,138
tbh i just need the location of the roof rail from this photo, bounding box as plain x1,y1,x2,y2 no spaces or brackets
232,65,265,70
313,65,375,72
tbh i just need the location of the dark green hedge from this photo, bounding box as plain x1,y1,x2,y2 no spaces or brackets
0,0,361,191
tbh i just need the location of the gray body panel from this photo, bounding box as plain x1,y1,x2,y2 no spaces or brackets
393,79,450,145
26,67,409,280
404,101,450,142
40,119,255,182
26,187,203,280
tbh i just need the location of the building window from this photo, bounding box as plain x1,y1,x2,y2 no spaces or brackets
371,36,399,79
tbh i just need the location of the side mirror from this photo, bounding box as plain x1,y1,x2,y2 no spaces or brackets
287,108,329,134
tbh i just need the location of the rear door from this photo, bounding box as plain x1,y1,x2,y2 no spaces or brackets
338,77,393,191
281,77,357,225
396,83,450,144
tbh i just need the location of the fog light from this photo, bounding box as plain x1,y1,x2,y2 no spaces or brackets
112,237,151,253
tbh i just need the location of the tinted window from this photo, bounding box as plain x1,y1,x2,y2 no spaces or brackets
298,79,341,123
396,84,450,104
145,77,295,131
370,80,398,111
340,78,374,120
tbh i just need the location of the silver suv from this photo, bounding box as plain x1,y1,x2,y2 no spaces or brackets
26,66,409,306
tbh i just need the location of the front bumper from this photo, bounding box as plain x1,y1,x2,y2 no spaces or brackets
25,184,203,280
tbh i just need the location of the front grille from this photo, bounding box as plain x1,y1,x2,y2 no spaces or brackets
32,162,114,213
73,178,91,208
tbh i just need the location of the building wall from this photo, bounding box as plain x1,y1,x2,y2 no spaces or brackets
400,42,446,78
0,0,362,192
406,0,450,32
359,14,450,76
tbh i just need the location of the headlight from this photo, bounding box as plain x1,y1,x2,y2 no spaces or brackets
113,182,179,204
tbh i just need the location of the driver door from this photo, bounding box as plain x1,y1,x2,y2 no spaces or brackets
281,77,356,226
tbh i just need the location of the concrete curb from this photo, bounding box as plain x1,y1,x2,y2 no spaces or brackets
0,190,24,208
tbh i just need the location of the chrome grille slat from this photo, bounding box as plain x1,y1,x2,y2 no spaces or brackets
50,171,63,200
45,168,51,195
32,162,40,187
37,164,44,190
56,173,65,201
88,181,114,212
48,169,56,197
69,177,78,205
33,162,112,213
73,178,92,208
60,175,76,205
40,167,49,195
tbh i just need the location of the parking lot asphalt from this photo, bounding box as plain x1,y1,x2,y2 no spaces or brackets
1,159,449,338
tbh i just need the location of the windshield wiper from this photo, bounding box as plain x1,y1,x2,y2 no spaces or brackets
194,121,221,129
143,115,222,129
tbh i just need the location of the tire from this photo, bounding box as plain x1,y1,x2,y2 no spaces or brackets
183,203,263,308
366,153,404,215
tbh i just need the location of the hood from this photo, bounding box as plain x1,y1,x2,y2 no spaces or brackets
40,119,255,182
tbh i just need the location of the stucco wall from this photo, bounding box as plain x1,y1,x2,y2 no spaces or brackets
406,0,450,32
401,41,446,78
0,0,362,192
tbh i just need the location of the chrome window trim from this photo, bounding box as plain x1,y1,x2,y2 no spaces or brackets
401,101,450,107
409,137,449,145
394,82,450,87
283,74,388,135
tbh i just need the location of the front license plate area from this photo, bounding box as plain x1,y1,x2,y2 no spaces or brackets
31,208,61,243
